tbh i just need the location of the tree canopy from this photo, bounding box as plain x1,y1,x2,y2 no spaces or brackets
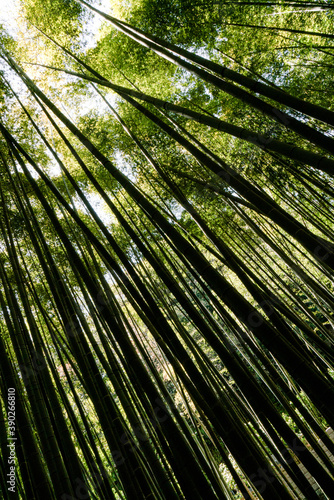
1,0,334,499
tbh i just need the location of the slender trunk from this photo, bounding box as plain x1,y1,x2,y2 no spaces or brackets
74,0,334,131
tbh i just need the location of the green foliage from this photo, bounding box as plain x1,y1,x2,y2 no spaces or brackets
21,0,84,39
1,1,334,499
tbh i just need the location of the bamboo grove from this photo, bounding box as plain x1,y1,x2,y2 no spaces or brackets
0,0,334,498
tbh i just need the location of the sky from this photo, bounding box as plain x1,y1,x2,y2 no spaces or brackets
0,0,18,35
0,0,112,39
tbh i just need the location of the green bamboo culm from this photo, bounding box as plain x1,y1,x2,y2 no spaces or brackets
1,1,334,499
